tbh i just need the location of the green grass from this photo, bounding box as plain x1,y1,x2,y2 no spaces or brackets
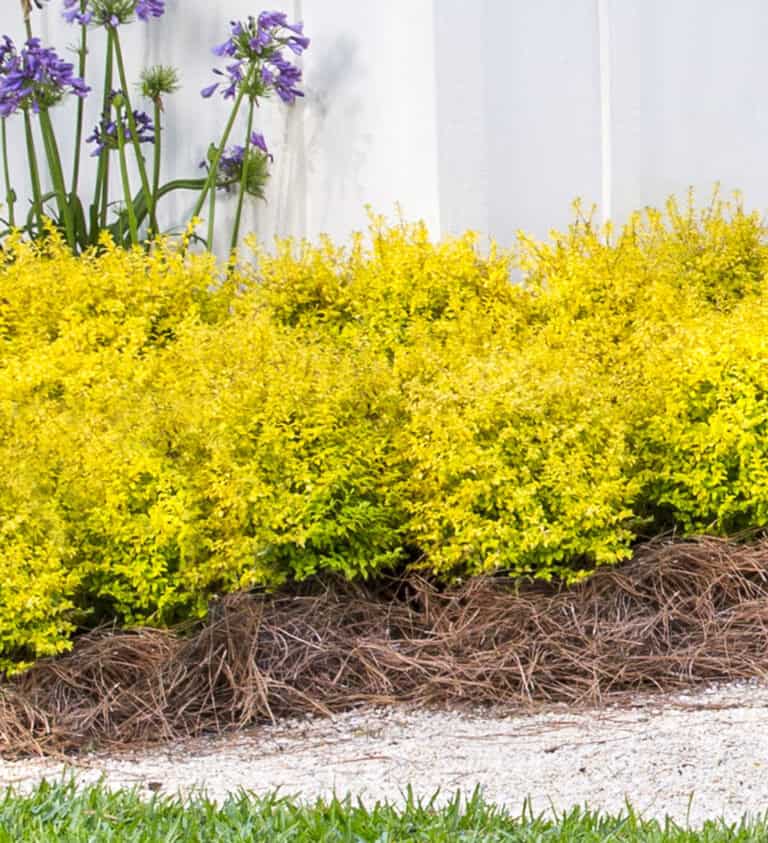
0,781,766,842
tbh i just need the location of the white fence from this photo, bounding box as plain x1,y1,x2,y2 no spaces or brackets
5,1,768,247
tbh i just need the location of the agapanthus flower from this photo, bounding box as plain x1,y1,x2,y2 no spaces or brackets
135,0,163,20
0,37,89,118
62,0,165,27
249,131,271,158
267,52,305,104
0,37,14,67
201,131,272,196
201,13,309,104
86,106,154,155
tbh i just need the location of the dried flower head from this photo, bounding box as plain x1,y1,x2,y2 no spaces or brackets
139,64,180,106
21,0,52,20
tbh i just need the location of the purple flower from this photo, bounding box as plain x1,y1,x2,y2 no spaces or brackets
212,36,237,58
62,0,89,24
0,36,89,117
62,0,91,24
201,13,308,104
201,130,273,193
257,11,287,29
87,106,154,155
286,34,310,55
201,60,245,100
0,36,14,65
248,27,272,53
268,52,304,104
203,144,246,191
250,131,270,157
135,0,164,21
62,0,165,27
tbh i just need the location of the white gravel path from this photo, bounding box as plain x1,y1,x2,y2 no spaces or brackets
3,682,768,826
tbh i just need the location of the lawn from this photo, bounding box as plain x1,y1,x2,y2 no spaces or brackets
0,782,766,842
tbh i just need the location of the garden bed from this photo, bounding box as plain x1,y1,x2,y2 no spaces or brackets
3,536,768,756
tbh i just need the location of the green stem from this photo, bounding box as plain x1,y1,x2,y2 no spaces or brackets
151,99,162,228
115,109,138,247
191,82,250,221
110,28,157,238
229,98,255,254
130,176,206,230
23,109,44,235
1,119,16,229
207,176,216,251
92,36,114,235
92,154,106,237
39,110,76,250
24,16,33,41
70,6,89,197
99,153,110,232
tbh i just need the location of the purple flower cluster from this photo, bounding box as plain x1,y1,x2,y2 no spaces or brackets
261,53,303,104
203,131,272,192
63,0,165,27
135,0,163,20
86,107,154,155
225,130,271,165
201,12,309,104
0,36,89,117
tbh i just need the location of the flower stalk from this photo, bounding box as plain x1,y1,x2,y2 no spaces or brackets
207,176,216,252
151,97,161,217
113,101,138,245
230,98,256,253
70,1,89,197
109,26,157,237
22,109,44,234
92,36,114,233
1,118,15,228
191,83,249,227
1,5,308,253
38,108,76,248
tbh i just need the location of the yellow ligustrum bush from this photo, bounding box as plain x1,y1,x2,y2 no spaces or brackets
1,195,768,671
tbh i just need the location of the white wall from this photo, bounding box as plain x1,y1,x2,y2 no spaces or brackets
434,0,603,245
608,0,768,222
4,1,768,247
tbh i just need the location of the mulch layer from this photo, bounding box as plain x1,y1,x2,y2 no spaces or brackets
2,536,768,756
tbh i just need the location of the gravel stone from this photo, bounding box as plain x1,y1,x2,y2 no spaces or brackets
3,681,768,826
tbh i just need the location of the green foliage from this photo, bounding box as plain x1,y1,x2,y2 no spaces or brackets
3,195,768,669
1,782,767,842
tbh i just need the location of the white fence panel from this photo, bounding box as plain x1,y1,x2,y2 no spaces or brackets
3,1,768,246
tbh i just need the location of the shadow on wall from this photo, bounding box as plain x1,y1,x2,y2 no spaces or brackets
301,34,370,237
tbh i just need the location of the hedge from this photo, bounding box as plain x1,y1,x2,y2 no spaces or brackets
1,196,767,671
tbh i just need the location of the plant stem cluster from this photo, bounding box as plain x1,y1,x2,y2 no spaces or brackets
0,2,309,253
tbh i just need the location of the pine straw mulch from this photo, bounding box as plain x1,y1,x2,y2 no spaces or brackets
3,536,768,757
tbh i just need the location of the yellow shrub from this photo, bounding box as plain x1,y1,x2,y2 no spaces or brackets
635,300,768,533
1,196,768,671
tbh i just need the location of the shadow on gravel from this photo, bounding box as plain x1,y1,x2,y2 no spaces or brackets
3,536,768,756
